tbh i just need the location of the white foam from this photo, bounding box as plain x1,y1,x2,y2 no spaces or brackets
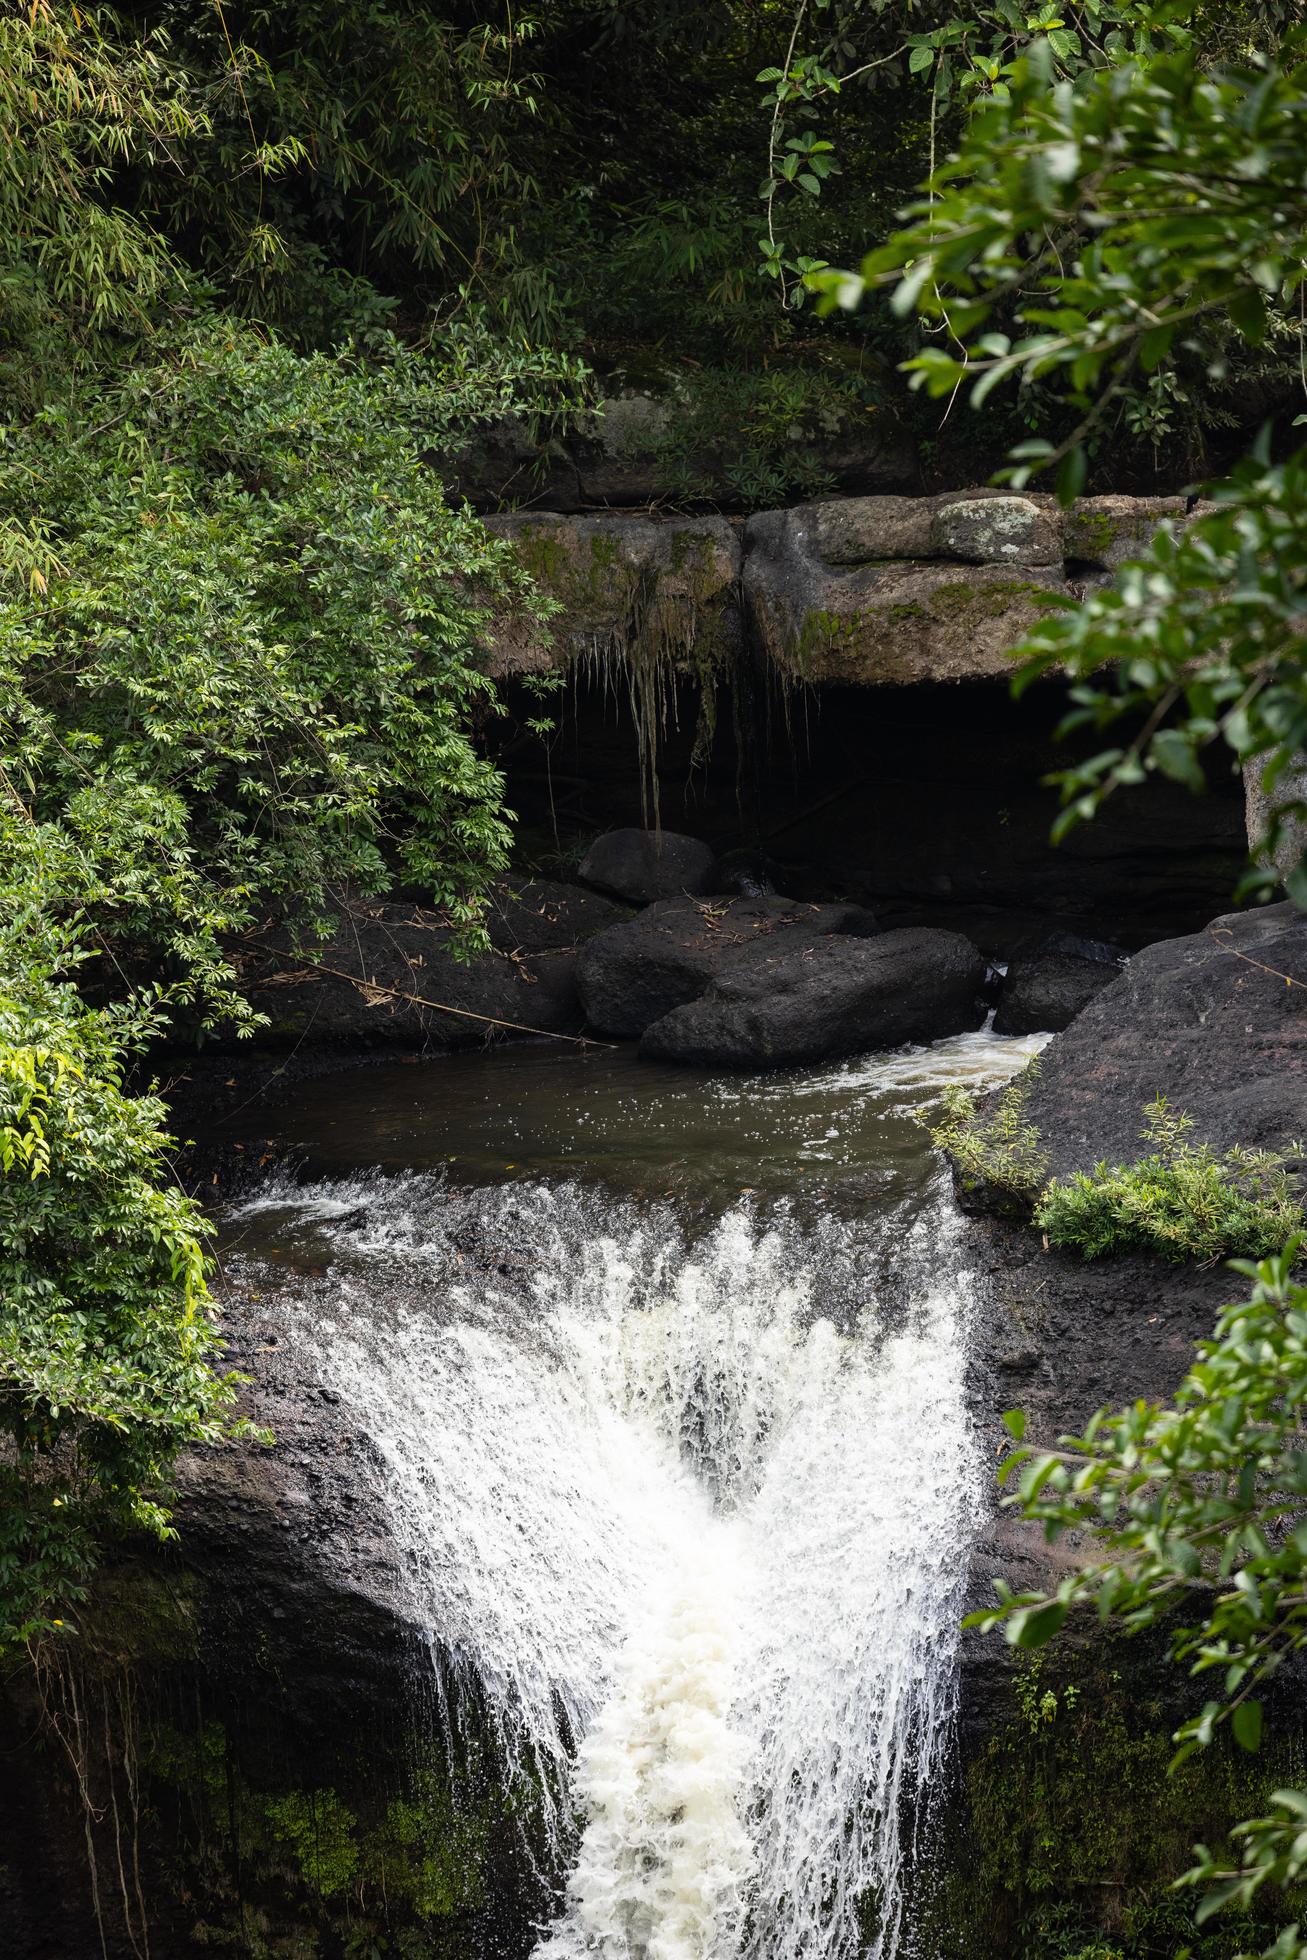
268,1176,984,1960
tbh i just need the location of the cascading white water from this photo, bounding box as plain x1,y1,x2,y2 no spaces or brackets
233,1166,986,1960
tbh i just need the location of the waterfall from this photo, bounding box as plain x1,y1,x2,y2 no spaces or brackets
235,1168,984,1960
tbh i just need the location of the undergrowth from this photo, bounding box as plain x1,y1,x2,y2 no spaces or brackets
1035,1098,1304,1265
930,1065,1051,1208
930,1081,1304,1264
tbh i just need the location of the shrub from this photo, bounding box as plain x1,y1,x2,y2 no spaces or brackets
1035,1097,1304,1265
0,325,575,1004
0,823,257,1646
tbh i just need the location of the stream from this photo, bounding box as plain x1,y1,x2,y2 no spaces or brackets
220,1025,1048,1960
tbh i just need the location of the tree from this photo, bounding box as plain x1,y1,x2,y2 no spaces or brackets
819,19,1307,889
1,324,581,1002
0,812,257,1647
0,4,588,1646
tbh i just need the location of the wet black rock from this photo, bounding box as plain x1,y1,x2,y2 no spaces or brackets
1011,902,1307,1183
484,876,631,953
641,927,988,1069
993,931,1127,1036
712,848,781,898
578,827,718,904
576,894,878,1039
238,899,584,1048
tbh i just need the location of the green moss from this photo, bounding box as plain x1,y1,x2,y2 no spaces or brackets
1065,509,1124,562
667,526,715,576
264,1789,359,1899
929,576,1048,617
145,1719,506,1951
794,606,859,671
917,1650,1307,1960
792,578,1054,678
372,1776,490,1918
510,524,639,622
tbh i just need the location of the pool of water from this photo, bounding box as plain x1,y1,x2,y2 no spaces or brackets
215,1023,1049,1239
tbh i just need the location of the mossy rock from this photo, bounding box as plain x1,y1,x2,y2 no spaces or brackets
916,1648,1307,1959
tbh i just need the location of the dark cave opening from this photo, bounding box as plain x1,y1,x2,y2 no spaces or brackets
493,669,1248,957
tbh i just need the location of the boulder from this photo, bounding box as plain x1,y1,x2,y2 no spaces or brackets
484,876,631,952
929,495,1063,565
641,927,987,1068
743,496,1068,686
1007,903,1307,1184
482,512,741,677
577,895,877,1039
712,847,779,897
572,391,675,504
475,490,1202,688
579,828,717,904
449,414,583,510
793,487,1064,567
993,933,1127,1036
236,901,584,1049
1063,494,1187,572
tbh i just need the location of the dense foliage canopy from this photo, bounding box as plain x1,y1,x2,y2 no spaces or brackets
0,817,251,1646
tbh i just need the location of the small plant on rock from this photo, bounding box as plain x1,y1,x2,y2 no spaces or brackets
928,1064,1050,1208
1035,1097,1304,1265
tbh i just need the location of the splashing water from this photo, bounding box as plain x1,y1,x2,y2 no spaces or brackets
234,1166,984,1960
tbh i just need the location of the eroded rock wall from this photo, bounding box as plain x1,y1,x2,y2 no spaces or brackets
482,491,1191,687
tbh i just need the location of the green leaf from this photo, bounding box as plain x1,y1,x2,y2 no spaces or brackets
909,44,935,73
1232,1700,1263,1753
1228,289,1268,347
1055,446,1086,506
1009,1601,1069,1648
1002,1408,1027,1442
1150,729,1205,794
1138,324,1174,372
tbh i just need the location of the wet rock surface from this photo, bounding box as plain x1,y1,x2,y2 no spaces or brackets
485,875,632,951
1011,902,1307,1181
235,897,586,1049
479,490,1197,687
964,1222,1236,1625
963,902,1307,1647
576,893,879,1039
482,509,741,678
743,500,1065,685
993,933,1126,1036
641,926,988,1067
578,826,718,903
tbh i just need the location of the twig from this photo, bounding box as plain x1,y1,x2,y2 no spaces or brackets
1208,926,1306,991
251,950,617,1046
